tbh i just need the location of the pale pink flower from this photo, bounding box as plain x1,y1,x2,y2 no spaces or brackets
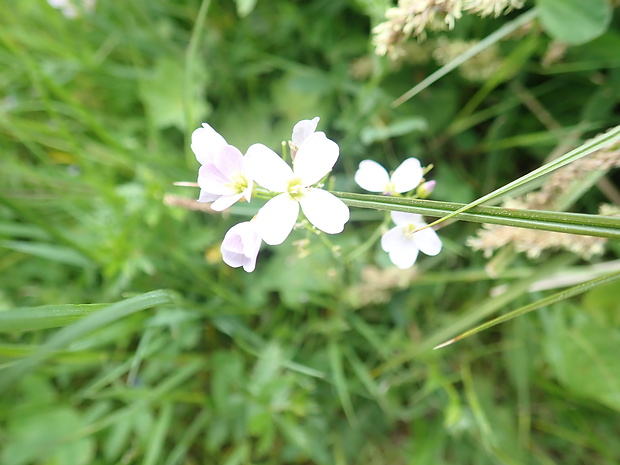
354,158,423,195
220,221,262,272
191,124,254,211
381,211,442,269
245,123,349,245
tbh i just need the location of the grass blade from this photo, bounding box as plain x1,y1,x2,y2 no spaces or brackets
0,290,174,392
0,303,106,333
434,269,620,349
332,191,620,239
420,124,620,231
392,9,539,107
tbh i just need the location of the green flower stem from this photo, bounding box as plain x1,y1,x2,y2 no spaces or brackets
345,212,391,263
331,191,620,240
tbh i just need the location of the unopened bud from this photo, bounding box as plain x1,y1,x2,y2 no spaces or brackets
416,180,436,198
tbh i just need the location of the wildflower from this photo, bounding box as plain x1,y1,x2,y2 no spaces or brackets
354,158,423,195
381,211,442,269
191,124,254,211
245,127,350,245
220,221,262,272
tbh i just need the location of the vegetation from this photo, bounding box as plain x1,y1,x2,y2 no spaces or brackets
1,0,619,464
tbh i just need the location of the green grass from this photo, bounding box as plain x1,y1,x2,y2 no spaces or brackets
1,1,620,464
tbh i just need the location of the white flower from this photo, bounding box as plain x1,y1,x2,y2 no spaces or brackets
245,126,350,245
191,124,254,211
381,211,442,269
354,158,423,195
220,221,262,272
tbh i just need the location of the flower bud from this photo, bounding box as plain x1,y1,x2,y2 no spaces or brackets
416,180,436,199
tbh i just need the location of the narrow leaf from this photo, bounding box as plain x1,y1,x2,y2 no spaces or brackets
419,124,620,231
0,304,106,333
434,269,620,349
0,290,174,392
392,9,539,107
332,192,620,240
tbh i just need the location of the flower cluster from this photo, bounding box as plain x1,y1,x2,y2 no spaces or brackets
190,118,442,271
191,118,350,272
354,158,442,268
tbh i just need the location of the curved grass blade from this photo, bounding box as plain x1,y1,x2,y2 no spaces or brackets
434,269,620,349
419,124,620,231
392,9,539,107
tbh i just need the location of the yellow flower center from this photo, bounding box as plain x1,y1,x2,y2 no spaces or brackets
228,174,248,194
287,177,306,201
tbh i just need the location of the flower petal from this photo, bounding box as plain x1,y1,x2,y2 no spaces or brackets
291,117,320,148
191,123,228,166
293,132,339,186
381,226,419,269
197,190,219,203
211,192,244,211
255,193,299,245
221,222,261,272
354,160,390,192
245,144,293,192
390,211,423,226
198,165,235,195
388,247,419,269
241,222,262,258
413,227,442,256
299,188,350,234
213,145,244,178
390,157,423,193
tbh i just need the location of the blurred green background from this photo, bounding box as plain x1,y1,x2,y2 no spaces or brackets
1,1,620,464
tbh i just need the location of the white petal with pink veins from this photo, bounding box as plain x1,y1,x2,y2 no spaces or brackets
221,221,262,272
213,145,244,177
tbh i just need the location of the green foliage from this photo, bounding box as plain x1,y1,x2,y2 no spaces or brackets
537,0,612,45
1,1,620,464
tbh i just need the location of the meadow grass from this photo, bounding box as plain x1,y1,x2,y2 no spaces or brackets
1,1,620,464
